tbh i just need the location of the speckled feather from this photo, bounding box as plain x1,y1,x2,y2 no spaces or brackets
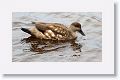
35,22,72,40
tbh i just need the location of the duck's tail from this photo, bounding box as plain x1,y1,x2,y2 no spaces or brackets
21,28,32,35
31,21,36,24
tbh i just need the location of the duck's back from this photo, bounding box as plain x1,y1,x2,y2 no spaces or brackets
34,22,75,40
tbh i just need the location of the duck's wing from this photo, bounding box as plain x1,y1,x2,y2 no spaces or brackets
35,22,70,36
49,23,70,37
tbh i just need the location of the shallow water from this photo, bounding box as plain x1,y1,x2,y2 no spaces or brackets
12,12,102,62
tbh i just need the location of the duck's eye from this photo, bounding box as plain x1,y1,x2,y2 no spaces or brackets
75,25,80,28
76,25,80,28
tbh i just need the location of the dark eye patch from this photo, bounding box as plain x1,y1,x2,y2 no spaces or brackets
73,23,81,28
75,24,80,28
72,22,81,28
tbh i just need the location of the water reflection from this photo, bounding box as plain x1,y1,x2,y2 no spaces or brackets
21,36,82,55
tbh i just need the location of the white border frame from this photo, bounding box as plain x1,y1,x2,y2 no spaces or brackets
0,0,114,74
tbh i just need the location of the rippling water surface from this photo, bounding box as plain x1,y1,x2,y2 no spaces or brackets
12,12,102,62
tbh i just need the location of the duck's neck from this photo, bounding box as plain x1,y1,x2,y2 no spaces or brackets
68,25,77,38
68,25,76,32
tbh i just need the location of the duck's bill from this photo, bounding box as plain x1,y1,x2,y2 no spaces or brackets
79,30,85,36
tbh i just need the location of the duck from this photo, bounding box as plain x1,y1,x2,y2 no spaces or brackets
21,22,85,41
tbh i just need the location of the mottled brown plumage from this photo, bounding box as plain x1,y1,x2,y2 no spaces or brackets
21,22,85,40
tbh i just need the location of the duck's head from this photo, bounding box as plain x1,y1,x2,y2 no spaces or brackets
70,22,85,36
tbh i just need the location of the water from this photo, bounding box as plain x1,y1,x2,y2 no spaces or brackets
12,12,102,62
